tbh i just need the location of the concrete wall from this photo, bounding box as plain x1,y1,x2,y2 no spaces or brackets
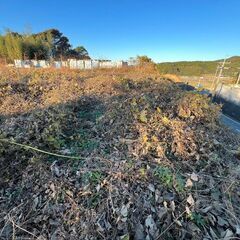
84,60,92,69
14,60,24,68
215,84,240,121
39,60,49,68
14,60,50,68
69,59,85,69
215,84,240,105
14,59,129,69
99,61,127,68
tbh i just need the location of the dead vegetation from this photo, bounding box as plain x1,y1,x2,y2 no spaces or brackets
0,65,240,240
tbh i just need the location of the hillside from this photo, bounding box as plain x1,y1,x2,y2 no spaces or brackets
157,56,240,76
0,66,240,239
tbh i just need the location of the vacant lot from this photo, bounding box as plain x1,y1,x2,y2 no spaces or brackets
0,65,240,239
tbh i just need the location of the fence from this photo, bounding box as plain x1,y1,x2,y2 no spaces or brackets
14,59,130,69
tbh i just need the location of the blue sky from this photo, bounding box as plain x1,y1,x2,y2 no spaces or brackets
0,0,239,62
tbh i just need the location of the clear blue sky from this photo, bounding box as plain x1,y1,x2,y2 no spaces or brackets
0,0,239,62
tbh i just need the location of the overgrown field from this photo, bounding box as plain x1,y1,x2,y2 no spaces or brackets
0,65,240,240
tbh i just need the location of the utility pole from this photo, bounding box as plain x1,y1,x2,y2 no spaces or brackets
210,64,220,90
212,58,230,94
236,72,240,85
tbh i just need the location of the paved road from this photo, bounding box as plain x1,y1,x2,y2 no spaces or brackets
220,114,240,134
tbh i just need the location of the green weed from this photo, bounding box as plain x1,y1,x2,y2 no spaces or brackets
154,166,173,188
154,166,185,193
82,171,104,185
190,212,206,227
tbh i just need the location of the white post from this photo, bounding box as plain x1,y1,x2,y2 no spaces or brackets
236,73,240,85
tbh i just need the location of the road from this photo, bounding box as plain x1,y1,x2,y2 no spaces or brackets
220,114,240,134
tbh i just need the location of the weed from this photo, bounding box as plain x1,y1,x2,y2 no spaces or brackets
154,166,185,193
139,167,147,179
70,160,84,173
190,212,206,227
77,129,99,151
103,146,110,155
154,166,173,188
89,171,103,184
174,175,185,193
78,109,103,122
88,192,101,208
139,110,148,123
79,139,99,151
45,135,65,149
29,156,42,164
82,171,104,185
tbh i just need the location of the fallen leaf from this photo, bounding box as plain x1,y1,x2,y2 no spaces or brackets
185,206,191,215
217,216,228,227
170,201,176,212
145,215,158,237
120,234,129,240
210,227,218,239
236,225,240,235
148,184,155,192
157,207,168,221
187,194,195,206
120,205,128,217
190,172,199,182
223,229,233,239
134,223,145,240
66,190,73,197
200,206,212,214
185,178,193,188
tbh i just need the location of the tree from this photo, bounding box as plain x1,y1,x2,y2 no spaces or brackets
74,46,89,58
0,28,89,62
21,34,50,60
56,36,71,60
67,46,90,59
4,31,23,61
137,55,153,64
36,29,71,60
0,35,8,63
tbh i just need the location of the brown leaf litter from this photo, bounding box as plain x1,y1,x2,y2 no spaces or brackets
0,66,240,239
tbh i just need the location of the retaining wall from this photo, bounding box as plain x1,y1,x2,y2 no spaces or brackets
215,84,240,121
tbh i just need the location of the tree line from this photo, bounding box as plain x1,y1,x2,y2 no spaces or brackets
0,29,90,63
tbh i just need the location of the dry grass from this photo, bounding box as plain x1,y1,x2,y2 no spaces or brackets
180,75,235,90
162,74,182,82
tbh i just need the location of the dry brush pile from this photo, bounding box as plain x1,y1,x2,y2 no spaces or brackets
0,66,240,240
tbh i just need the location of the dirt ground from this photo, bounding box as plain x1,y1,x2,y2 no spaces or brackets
0,65,240,239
